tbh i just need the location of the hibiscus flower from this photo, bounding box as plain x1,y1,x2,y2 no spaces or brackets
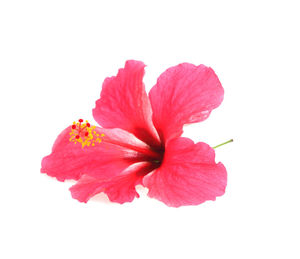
41,60,228,207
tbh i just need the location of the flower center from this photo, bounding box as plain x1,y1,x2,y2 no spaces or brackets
151,146,165,166
69,119,104,148
135,146,164,176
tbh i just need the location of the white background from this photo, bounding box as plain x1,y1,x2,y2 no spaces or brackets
1,0,299,258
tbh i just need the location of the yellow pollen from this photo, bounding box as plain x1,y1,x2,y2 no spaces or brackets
69,119,104,148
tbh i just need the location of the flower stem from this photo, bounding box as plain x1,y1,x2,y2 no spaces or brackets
213,139,233,149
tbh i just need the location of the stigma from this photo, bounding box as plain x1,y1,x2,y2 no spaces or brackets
69,119,104,148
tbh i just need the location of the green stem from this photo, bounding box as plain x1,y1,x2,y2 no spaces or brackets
213,139,233,149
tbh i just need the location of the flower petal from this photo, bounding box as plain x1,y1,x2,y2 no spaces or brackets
70,162,156,203
41,126,155,181
143,137,227,207
149,63,224,143
93,60,160,147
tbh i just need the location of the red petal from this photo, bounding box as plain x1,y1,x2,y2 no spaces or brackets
70,162,156,204
93,60,160,147
149,63,224,143
41,126,155,182
143,137,227,207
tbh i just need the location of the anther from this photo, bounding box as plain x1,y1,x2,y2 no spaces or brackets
69,119,104,148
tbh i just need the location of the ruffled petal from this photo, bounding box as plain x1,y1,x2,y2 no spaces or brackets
41,126,156,182
143,137,227,207
149,63,224,143
93,60,160,147
70,162,156,204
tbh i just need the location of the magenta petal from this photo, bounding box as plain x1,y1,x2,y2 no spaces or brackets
69,175,105,203
70,162,155,204
93,60,160,146
149,63,224,143
41,126,153,181
143,137,227,207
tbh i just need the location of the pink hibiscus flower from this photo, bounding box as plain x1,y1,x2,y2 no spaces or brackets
41,60,227,207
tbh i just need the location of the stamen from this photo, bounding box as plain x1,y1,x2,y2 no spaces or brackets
69,119,105,148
